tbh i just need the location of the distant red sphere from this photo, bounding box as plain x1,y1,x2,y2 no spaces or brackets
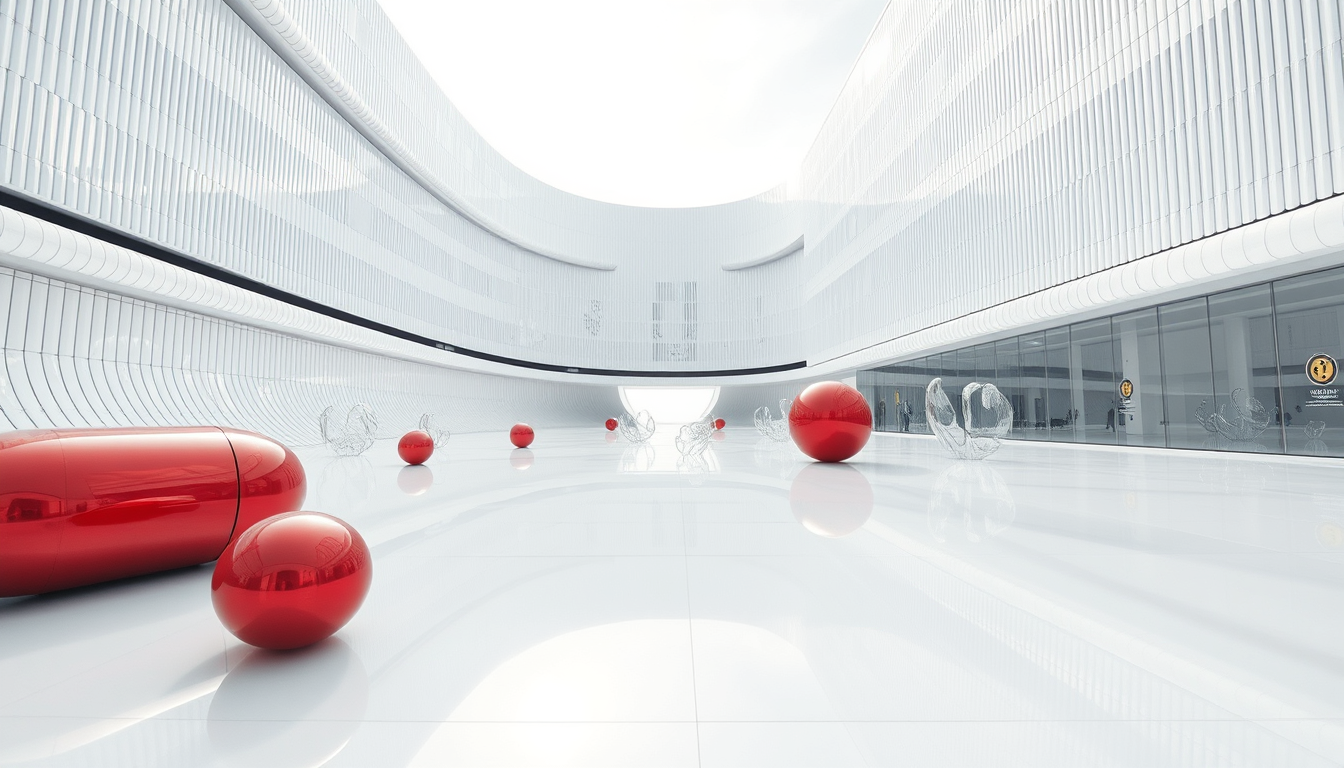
397,430,434,465
714,418,726,430
789,381,872,462
211,511,372,650
605,418,618,431
510,423,535,448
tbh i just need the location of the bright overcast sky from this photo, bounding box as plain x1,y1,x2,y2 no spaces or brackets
375,0,889,208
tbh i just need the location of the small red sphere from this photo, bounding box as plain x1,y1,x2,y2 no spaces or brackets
605,418,618,431
510,423,535,448
211,511,372,650
789,381,872,462
714,418,726,430
397,430,434,465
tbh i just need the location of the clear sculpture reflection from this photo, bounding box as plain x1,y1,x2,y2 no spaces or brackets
1195,388,1276,441
319,404,378,456
617,410,656,443
926,378,1012,460
417,413,451,448
753,399,792,442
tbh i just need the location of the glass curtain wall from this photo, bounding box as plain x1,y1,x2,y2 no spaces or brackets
857,263,1344,457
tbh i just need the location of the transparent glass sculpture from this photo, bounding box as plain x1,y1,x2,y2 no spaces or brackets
1194,388,1276,441
417,413,451,448
319,404,378,456
1305,420,1328,455
617,410,656,443
675,417,715,457
753,399,792,442
925,378,1012,460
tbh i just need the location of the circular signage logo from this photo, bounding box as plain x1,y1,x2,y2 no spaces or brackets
1119,379,1134,399
1307,354,1337,386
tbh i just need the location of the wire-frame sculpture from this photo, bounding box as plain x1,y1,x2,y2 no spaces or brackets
926,378,1013,460
320,404,378,456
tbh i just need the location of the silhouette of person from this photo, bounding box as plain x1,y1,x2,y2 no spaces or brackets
1106,408,1115,431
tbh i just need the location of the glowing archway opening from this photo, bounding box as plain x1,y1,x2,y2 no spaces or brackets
618,386,719,425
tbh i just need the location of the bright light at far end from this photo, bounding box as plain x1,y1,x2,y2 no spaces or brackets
619,386,720,426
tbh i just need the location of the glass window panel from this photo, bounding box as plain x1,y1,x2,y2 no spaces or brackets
1208,283,1284,453
1273,267,1344,457
1158,298,1216,449
1044,327,1074,440
1019,332,1050,440
995,337,1023,436
1113,308,1166,447
1069,317,1117,444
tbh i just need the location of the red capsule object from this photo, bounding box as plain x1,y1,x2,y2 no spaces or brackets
0,427,305,597
789,382,873,463
510,423,535,448
212,511,371,650
398,430,434,465
714,418,726,430
605,418,618,431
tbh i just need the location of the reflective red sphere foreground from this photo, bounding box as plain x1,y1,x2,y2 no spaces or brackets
789,381,872,462
397,430,434,465
605,418,618,431
510,423,535,448
212,511,372,650
714,418,726,430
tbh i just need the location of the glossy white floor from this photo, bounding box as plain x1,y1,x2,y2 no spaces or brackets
2,427,1343,767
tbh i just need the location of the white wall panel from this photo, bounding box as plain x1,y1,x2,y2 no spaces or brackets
1,0,1341,434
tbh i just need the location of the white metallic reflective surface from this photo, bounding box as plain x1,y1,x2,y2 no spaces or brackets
1,429,1341,767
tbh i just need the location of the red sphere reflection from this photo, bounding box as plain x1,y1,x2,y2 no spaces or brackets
211,511,372,650
510,448,534,470
789,381,872,462
605,418,618,431
714,418,726,430
510,424,535,448
397,430,434,465
790,463,873,537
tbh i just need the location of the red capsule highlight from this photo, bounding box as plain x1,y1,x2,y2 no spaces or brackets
0,427,305,597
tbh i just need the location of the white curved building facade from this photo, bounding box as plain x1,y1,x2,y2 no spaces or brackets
1,0,1342,448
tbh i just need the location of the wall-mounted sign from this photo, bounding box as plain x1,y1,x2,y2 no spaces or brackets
1307,354,1337,386
1119,379,1134,399
1306,353,1342,408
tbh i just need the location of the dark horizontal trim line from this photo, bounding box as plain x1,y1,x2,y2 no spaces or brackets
0,191,806,378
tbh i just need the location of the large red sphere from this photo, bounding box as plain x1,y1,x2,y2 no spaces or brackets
605,418,618,431
789,381,872,462
397,430,434,465
714,418,726,430
211,511,372,650
510,423,535,448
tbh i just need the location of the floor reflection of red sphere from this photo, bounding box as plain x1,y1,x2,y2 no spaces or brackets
397,464,434,495
510,423,535,448
789,381,872,462
510,448,534,470
212,511,372,650
790,463,874,537
397,430,434,465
